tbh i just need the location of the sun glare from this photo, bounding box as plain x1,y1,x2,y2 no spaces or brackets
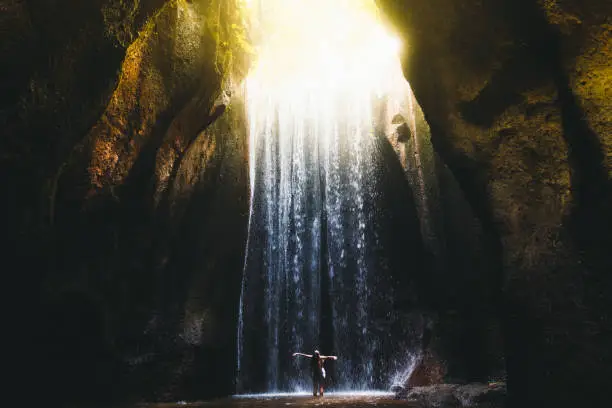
244,0,409,187
245,0,403,97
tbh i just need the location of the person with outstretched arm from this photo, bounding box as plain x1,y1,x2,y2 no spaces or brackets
292,349,338,397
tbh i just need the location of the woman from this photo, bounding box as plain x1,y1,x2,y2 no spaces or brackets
292,349,338,396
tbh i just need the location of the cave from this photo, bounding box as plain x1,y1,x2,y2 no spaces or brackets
2,1,611,408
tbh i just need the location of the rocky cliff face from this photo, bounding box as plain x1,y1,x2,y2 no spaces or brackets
2,0,250,404
377,0,611,406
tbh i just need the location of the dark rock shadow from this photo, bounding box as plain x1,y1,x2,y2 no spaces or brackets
459,1,612,406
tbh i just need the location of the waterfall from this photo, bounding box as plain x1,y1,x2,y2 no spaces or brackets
236,0,429,393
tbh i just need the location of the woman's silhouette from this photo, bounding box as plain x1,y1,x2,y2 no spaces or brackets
292,349,338,396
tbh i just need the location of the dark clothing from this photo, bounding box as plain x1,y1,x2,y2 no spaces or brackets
310,355,321,377
310,355,324,396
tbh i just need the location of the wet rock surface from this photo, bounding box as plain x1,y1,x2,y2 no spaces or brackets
378,0,612,405
120,389,504,408
396,383,506,408
133,395,418,408
2,0,251,405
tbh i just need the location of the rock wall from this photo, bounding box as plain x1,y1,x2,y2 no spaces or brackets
386,91,505,384
1,0,250,404
377,0,612,406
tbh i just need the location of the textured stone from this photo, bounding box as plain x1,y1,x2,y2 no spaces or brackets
377,0,612,406
1,0,251,405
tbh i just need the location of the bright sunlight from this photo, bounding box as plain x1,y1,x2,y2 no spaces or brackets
244,0,402,92
243,0,411,189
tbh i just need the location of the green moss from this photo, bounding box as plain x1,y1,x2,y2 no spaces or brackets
203,0,254,87
102,0,253,87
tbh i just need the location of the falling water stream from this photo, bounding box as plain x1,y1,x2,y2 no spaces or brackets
236,0,432,393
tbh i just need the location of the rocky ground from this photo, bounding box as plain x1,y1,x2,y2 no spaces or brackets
112,385,505,408
133,394,416,408
396,383,506,408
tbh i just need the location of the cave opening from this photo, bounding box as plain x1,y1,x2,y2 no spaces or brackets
236,0,435,393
